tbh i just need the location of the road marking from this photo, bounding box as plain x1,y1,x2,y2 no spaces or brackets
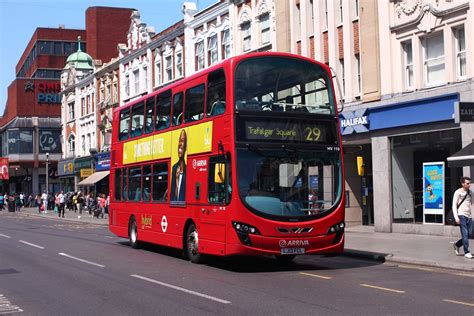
58,253,105,268
0,234,11,239
299,272,333,280
454,273,474,278
443,299,474,307
131,274,231,304
360,284,405,294
398,264,434,272
0,294,23,314
19,240,44,249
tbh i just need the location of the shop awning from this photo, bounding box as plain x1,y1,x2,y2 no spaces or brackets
447,142,474,167
78,171,110,186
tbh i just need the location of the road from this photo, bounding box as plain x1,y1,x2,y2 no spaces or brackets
0,212,472,315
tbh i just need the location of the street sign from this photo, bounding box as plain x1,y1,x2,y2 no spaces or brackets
454,102,474,123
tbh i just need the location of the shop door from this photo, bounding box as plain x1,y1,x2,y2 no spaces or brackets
361,145,374,225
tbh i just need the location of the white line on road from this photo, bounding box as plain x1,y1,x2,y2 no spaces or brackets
58,253,105,268
360,283,405,294
131,274,231,304
0,294,23,314
299,272,333,280
0,234,11,239
19,240,44,249
443,299,474,307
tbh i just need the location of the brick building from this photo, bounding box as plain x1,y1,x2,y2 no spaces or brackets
0,7,133,196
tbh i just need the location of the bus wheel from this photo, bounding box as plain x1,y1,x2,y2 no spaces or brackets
186,224,203,264
129,217,141,249
274,255,296,264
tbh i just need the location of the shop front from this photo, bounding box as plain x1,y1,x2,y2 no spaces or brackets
341,93,468,235
58,158,75,193
76,152,110,195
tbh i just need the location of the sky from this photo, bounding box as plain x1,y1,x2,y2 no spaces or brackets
0,0,217,114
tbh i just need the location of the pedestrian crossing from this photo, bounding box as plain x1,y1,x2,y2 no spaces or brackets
0,294,23,314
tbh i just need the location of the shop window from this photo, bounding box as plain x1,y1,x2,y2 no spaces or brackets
155,90,171,131
153,163,168,201
391,129,462,225
184,84,205,123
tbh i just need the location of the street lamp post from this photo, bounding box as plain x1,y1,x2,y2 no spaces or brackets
46,153,49,194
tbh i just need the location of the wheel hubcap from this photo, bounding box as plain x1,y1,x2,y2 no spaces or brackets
131,223,137,243
188,229,198,256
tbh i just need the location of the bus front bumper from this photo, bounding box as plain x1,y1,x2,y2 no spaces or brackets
225,231,344,256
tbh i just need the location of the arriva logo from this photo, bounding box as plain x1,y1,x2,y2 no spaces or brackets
279,240,309,247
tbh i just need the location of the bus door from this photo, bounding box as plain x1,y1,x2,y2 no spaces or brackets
199,155,230,249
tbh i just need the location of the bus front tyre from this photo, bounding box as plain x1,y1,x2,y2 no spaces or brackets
129,217,141,249
186,224,204,264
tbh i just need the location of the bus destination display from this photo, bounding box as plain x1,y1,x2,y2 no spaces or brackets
238,119,337,144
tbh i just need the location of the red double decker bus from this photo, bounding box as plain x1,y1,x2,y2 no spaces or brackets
109,52,345,263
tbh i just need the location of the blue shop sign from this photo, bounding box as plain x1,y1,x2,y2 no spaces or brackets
340,109,369,135
95,152,110,171
339,94,459,135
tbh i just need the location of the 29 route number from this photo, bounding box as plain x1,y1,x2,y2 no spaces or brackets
304,127,321,142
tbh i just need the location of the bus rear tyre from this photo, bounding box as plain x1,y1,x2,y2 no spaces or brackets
275,255,296,264
129,217,141,249
186,224,204,264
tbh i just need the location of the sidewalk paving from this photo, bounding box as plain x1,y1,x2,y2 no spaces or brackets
6,207,474,272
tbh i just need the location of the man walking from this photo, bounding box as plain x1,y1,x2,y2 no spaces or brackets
452,176,473,259
58,191,65,218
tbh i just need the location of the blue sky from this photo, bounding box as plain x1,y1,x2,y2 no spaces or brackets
0,0,217,114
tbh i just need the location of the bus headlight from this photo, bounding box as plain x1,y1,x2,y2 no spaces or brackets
327,222,345,235
232,221,260,246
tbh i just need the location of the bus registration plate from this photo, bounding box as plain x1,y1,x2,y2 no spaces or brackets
281,248,305,255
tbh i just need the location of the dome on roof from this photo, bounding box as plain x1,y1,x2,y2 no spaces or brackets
64,36,93,71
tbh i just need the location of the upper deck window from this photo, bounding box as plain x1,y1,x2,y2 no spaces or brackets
234,57,334,115
156,90,171,131
131,102,145,137
184,84,205,123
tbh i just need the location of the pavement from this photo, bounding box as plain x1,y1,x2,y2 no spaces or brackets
4,206,473,272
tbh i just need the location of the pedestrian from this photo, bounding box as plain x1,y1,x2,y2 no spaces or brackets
452,176,473,259
35,194,42,213
98,193,106,219
14,194,22,212
0,193,4,211
77,191,84,216
58,191,65,218
41,191,48,213
72,193,78,213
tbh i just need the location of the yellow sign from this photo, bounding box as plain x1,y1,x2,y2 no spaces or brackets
80,168,93,177
123,121,213,165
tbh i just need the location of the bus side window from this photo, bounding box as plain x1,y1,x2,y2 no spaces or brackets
119,109,130,141
172,92,183,126
145,97,155,134
156,90,171,131
128,167,142,201
114,169,121,201
143,165,152,201
206,69,226,117
184,84,205,123
152,163,168,202
208,156,231,204
122,168,128,201
131,102,145,138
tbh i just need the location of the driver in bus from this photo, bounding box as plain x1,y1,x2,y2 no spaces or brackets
171,129,187,202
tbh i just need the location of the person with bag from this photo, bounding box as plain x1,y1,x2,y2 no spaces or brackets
452,176,473,259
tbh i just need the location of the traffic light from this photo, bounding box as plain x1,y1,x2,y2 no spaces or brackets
357,156,365,176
